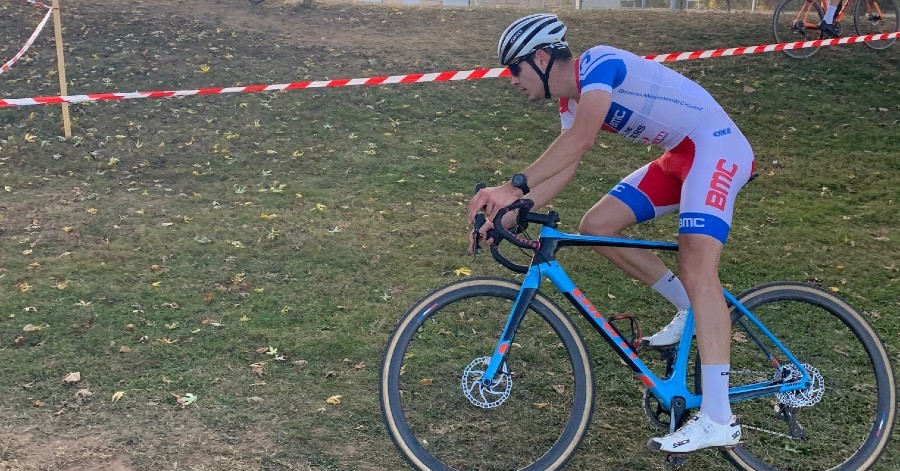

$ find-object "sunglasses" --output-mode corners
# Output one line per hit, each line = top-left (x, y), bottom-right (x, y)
(507, 54), (533, 77)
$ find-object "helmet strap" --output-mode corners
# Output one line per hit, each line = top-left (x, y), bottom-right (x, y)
(526, 53), (556, 99)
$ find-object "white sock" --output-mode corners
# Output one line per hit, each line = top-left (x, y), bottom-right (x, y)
(824, 5), (837, 23)
(700, 364), (733, 425)
(650, 270), (691, 312)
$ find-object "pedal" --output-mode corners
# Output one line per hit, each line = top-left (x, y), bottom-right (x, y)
(664, 452), (689, 469)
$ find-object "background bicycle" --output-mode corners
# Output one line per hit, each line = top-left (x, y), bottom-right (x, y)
(773, 0), (899, 58)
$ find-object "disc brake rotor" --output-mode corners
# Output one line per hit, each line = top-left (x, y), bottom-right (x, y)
(461, 357), (512, 409)
(776, 363), (825, 408)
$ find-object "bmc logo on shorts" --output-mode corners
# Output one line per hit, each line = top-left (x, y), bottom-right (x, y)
(680, 217), (706, 229)
(602, 103), (633, 132)
(705, 159), (739, 211)
(713, 128), (731, 137)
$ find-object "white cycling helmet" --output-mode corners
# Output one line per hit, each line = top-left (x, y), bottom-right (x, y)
(498, 13), (568, 66)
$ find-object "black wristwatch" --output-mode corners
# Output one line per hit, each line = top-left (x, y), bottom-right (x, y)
(510, 173), (530, 195)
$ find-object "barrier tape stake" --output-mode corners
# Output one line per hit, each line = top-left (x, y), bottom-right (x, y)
(51, 0), (71, 137)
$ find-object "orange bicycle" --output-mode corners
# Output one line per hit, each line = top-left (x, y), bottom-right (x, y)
(773, 0), (899, 58)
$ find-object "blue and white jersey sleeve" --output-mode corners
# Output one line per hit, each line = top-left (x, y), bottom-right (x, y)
(578, 49), (626, 95)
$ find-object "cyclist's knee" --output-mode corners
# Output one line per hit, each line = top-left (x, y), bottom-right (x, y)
(677, 235), (724, 290)
(580, 198), (636, 236)
(578, 216), (622, 237)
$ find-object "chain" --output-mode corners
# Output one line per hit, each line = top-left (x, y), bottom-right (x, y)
(742, 424), (802, 441)
(730, 369), (775, 378)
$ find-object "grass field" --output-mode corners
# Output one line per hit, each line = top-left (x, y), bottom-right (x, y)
(1, 0), (898, 470)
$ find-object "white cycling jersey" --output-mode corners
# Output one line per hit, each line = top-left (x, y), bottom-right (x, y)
(559, 45), (723, 150)
(559, 45), (755, 244)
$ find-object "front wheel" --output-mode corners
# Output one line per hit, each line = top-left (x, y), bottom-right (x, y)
(854, 0), (900, 50)
(773, 0), (826, 58)
(723, 282), (896, 470)
(380, 277), (595, 471)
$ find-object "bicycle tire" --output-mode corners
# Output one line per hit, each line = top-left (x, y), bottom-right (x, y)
(854, 0), (899, 50)
(773, 0), (827, 58)
(380, 277), (595, 471)
(719, 282), (896, 471)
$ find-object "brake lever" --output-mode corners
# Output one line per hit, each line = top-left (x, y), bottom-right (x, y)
(472, 214), (486, 257)
(472, 183), (488, 257)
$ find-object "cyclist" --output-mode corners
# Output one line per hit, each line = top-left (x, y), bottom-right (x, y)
(819, 0), (842, 37)
(469, 13), (754, 453)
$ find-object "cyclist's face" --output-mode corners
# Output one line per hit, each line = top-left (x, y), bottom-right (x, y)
(509, 53), (544, 101)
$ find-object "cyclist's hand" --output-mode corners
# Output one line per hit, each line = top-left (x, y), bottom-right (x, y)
(468, 183), (520, 224)
(468, 211), (518, 255)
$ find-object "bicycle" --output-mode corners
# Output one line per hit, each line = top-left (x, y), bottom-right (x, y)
(773, 0), (899, 58)
(379, 193), (896, 470)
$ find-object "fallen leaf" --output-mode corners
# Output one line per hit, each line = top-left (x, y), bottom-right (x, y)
(119, 345), (132, 353)
(419, 378), (433, 386)
(111, 391), (125, 402)
(454, 267), (472, 277)
(22, 323), (47, 332)
(251, 362), (266, 377)
(63, 372), (81, 383)
(326, 395), (343, 405)
(179, 393), (197, 407)
(552, 384), (566, 394)
(533, 402), (549, 409)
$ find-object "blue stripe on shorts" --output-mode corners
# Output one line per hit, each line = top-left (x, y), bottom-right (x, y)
(678, 212), (730, 244)
(609, 183), (655, 223)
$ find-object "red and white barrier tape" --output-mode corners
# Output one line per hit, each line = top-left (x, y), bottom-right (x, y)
(0, 32), (897, 108)
(0, 0), (55, 76)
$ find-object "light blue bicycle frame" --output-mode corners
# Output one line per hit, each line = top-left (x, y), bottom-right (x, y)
(480, 225), (811, 414)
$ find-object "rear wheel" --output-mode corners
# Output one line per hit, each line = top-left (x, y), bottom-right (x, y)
(722, 282), (896, 470)
(854, 0), (900, 49)
(773, 0), (826, 58)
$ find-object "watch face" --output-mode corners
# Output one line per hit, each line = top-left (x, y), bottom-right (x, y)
(512, 174), (526, 187)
